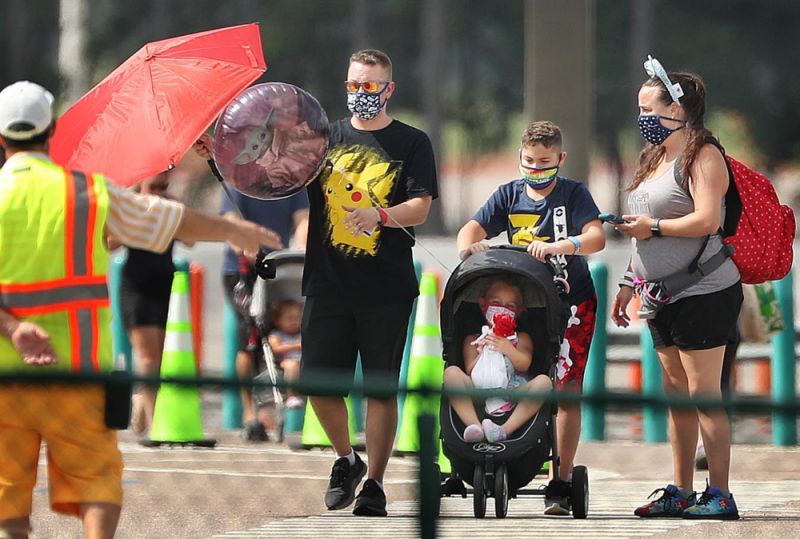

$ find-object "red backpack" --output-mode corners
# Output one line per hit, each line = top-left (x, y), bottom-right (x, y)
(677, 145), (795, 284)
(719, 154), (795, 284)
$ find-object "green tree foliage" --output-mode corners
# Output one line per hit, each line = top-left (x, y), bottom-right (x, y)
(0, 0), (797, 164)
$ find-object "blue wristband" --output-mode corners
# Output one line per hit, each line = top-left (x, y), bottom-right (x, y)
(567, 236), (582, 255)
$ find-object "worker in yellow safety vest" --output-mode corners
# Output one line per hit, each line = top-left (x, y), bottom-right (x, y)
(0, 81), (282, 539)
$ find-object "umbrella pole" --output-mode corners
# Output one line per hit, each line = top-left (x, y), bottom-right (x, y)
(206, 159), (245, 219)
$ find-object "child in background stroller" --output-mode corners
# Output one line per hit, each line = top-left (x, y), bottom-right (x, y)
(267, 299), (304, 410)
(438, 246), (590, 519)
(237, 250), (306, 443)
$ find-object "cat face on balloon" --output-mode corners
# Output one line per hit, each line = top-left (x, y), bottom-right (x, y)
(319, 145), (400, 257)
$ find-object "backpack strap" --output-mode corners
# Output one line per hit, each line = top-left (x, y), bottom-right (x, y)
(659, 145), (736, 296)
(674, 143), (741, 237)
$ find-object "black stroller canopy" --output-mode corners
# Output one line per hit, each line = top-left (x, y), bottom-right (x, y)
(440, 249), (568, 349)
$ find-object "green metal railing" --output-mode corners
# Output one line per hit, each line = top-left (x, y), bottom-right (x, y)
(1, 370), (798, 539)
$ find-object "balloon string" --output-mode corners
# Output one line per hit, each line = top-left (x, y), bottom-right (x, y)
(207, 159), (245, 220)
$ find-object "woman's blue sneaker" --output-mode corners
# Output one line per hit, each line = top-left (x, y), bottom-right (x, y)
(634, 484), (696, 517)
(682, 484), (740, 520)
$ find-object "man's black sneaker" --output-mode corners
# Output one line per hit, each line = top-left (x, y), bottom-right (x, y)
(325, 453), (367, 510)
(544, 479), (571, 515)
(353, 478), (388, 517)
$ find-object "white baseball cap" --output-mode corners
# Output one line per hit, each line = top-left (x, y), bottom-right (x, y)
(0, 81), (55, 141)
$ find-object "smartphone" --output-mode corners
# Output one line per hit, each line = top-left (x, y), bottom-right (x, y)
(598, 213), (628, 225)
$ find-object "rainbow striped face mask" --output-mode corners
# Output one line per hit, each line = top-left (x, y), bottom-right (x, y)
(519, 162), (559, 190)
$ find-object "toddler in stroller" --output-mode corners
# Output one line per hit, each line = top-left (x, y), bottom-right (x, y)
(267, 299), (304, 410)
(444, 277), (551, 443)
(438, 246), (589, 519)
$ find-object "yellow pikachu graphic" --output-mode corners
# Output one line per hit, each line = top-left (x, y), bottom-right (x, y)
(509, 213), (550, 245)
(322, 148), (400, 256)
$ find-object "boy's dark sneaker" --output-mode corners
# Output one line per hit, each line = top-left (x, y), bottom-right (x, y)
(634, 484), (696, 517)
(241, 421), (268, 442)
(682, 484), (740, 520)
(353, 478), (388, 517)
(544, 479), (571, 515)
(324, 453), (367, 510)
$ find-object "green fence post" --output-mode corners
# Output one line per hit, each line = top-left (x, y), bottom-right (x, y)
(418, 411), (438, 539)
(223, 298), (243, 429)
(398, 261), (423, 425)
(771, 271), (797, 445)
(108, 255), (132, 371)
(583, 261), (608, 441)
(641, 325), (667, 442)
(352, 357), (365, 433)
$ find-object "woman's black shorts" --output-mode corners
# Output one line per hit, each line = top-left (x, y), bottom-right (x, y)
(647, 281), (743, 350)
(119, 279), (171, 329)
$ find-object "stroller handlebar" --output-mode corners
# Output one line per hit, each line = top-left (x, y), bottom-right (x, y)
(254, 248), (306, 280)
(490, 245), (570, 296)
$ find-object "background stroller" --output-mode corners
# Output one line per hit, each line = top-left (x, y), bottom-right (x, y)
(437, 245), (590, 519)
(238, 250), (305, 443)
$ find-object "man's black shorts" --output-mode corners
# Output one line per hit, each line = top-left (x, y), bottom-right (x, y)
(300, 293), (414, 399)
(648, 281), (743, 350)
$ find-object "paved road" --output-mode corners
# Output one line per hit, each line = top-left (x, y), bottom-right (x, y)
(30, 437), (800, 538)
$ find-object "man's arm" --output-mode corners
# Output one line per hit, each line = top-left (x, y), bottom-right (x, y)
(0, 309), (58, 365)
(381, 196), (432, 227)
(175, 207), (282, 258)
(105, 182), (282, 257)
(292, 208), (309, 249)
(341, 195), (433, 236)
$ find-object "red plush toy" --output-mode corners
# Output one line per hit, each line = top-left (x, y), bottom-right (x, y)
(492, 312), (517, 338)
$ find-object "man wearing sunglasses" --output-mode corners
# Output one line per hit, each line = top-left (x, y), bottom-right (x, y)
(301, 49), (439, 517)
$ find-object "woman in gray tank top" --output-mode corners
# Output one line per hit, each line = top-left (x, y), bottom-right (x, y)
(611, 57), (743, 521)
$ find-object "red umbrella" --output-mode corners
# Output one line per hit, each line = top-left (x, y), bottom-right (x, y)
(51, 23), (266, 186)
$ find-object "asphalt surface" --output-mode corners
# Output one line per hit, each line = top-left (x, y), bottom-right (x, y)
(29, 434), (800, 538)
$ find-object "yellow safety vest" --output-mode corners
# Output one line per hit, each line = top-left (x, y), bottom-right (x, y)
(0, 153), (113, 372)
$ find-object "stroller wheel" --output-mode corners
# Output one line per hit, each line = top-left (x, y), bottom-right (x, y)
(494, 464), (508, 518)
(570, 465), (589, 519)
(473, 464), (486, 518)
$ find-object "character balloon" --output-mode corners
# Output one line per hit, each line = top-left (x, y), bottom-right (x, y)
(214, 83), (329, 199)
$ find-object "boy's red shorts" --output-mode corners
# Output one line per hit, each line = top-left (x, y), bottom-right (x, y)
(556, 295), (597, 390)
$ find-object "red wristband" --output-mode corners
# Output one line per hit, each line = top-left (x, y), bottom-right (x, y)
(377, 207), (389, 225)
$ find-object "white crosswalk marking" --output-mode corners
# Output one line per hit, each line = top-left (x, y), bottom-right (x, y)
(212, 478), (800, 538)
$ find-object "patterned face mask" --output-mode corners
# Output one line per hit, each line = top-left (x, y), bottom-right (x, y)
(637, 114), (685, 145)
(347, 91), (384, 121)
(519, 163), (559, 190)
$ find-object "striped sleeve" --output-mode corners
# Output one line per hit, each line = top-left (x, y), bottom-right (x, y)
(105, 182), (185, 253)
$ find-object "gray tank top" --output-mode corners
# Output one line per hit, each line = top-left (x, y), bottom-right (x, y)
(627, 160), (740, 302)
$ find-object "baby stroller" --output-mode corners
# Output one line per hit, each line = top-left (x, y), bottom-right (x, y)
(245, 249), (305, 443)
(437, 245), (589, 519)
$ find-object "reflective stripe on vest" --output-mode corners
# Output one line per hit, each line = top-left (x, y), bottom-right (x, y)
(0, 169), (109, 372)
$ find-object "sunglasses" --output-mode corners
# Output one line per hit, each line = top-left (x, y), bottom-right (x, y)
(344, 80), (390, 94)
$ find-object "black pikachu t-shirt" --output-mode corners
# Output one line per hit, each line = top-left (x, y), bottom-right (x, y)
(303, 119), (438, 304)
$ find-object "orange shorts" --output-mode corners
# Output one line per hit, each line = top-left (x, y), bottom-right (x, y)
(0, 384), (123, 518)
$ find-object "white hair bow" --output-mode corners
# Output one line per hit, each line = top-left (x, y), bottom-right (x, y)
(644, 55), (684, 105)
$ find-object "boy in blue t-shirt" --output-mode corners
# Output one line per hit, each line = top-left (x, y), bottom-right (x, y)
(456, 120), (605, 516)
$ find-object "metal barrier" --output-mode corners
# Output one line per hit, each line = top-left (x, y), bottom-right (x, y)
(1, 370), (798, 539)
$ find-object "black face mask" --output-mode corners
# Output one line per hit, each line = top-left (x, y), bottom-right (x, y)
(637, 114), (686, 145)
